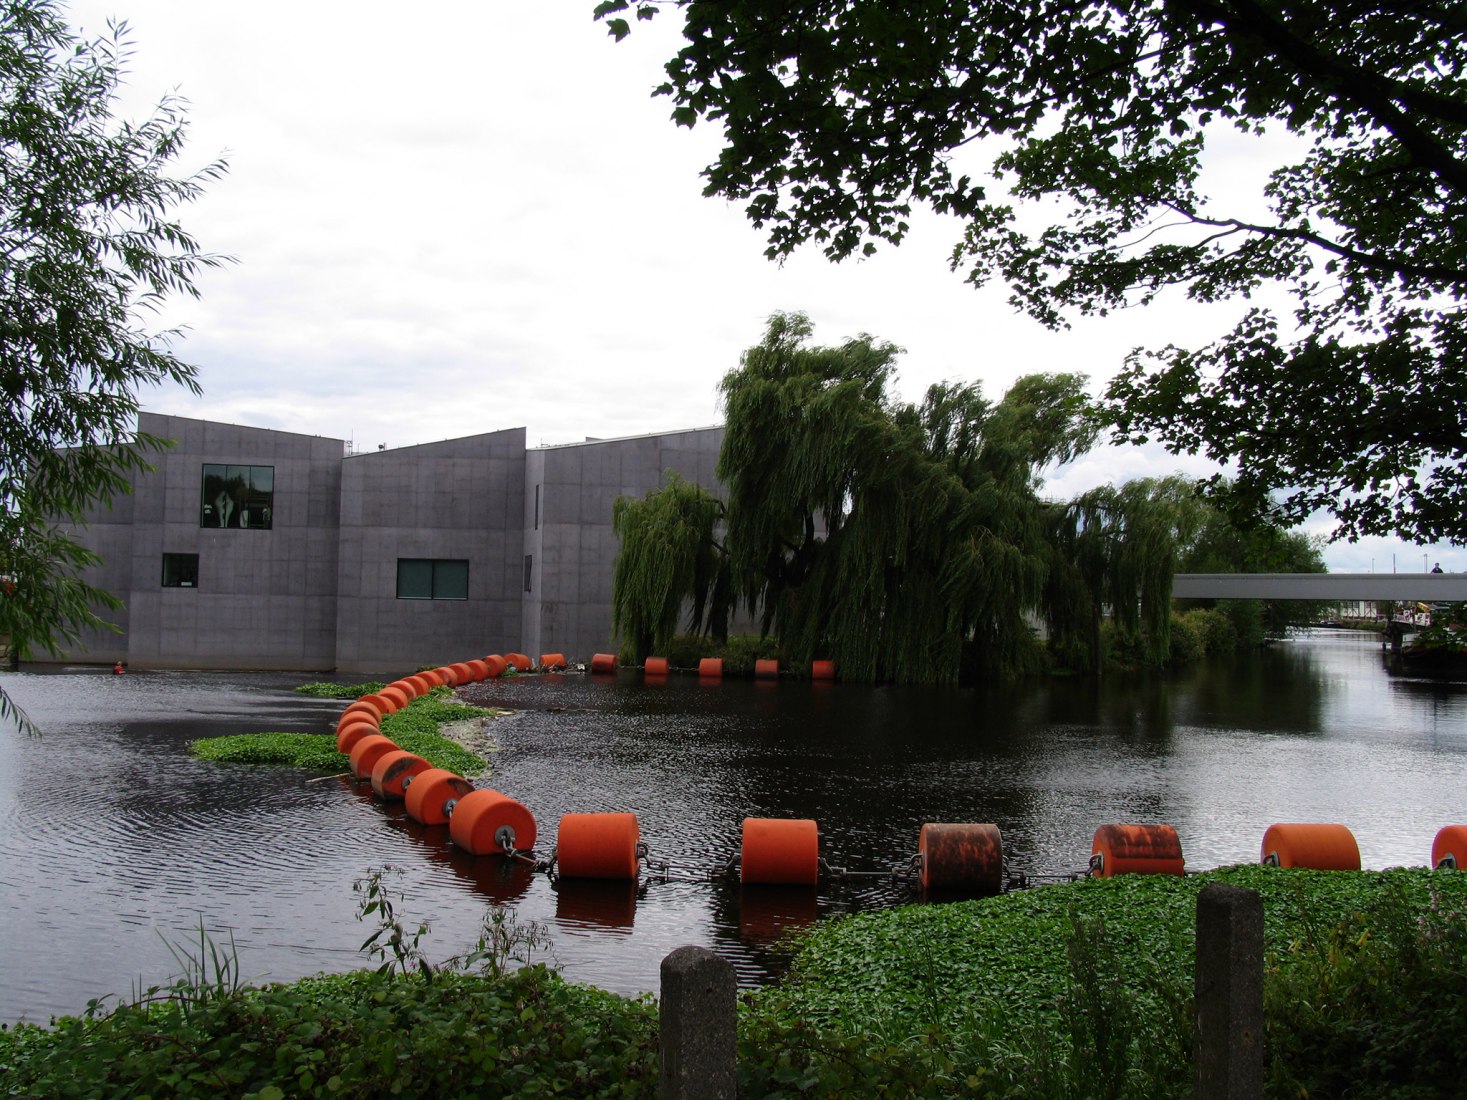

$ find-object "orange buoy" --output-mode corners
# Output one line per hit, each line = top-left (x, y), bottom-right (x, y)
(810, 660), (835, 681)
(357, 692), (400, 717)
(556, 812), (641, 879)
(463, 659), (489, 681)
(335, 718), (381, 754)
(505, 653), (532, 672)
(449, 789), (538, 855)
(1090, 824), (1185, 877)
(540, 653), (567, 671)
(482, 654), (508, 678)
(387, 679), (420, 700)
(754, 659), (779, 679)
(644, 656), (670, 676)
(590, 653), (617, 674)
(403, 768), (474, 826)
(1260, 823), (1360, 870)
(349, 734), (399, 780)
(452, 662), (478, 683)
(338, 701), (381, 728)
(378, 684), (412, 711)
(417, 669), (447, 688)
(370, 750), (431, 800)
(741, 818), (819, 886)
(698, 657), (723, 679)
(919, 823), (1004, 895)
(1431, 825), (1467, 869)
(406, 673), (437, 695)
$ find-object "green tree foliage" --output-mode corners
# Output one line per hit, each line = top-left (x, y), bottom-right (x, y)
(595, 0), (1467, 544)
(611, 472), (730, 660)
(0, 1), (225, 722)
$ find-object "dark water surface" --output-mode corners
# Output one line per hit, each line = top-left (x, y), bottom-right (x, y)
(2, 630), (1464, 1024)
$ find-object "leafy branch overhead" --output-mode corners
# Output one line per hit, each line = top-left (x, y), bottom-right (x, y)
(596, 1), (1467, 543)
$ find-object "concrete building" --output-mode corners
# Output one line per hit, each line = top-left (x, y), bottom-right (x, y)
(53, 412), (723, 674)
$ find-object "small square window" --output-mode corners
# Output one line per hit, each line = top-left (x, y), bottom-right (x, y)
(162, 553), (199, 588)
(396, 558), (469, 600)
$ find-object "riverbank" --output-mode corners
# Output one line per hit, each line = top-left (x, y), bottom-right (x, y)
(2, 865), (1462, 1097)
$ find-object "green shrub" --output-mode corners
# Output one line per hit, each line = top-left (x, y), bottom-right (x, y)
(1167, 612), (1203, 665)
(1180, 607), (1239, 654)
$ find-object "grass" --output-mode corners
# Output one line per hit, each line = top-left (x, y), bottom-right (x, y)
(189, 689), (495, 776)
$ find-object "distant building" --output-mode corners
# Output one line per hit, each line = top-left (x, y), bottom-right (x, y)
(49, 412), (723, 673)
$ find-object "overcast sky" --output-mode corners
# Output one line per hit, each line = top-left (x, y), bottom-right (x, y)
(64, 0), (1460, 573)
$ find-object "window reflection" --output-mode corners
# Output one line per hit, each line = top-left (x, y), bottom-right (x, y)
(200, 464), (274, 529)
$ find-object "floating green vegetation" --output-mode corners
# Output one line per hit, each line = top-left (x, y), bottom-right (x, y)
(293, 681), (387, 699)
(189, 694), (494, 775)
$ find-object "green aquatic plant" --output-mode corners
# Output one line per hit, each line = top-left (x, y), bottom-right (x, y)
(292, 681), (387, 698)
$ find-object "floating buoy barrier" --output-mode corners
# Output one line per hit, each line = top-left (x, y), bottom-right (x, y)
(463, 659), (489, 681)
(555, 812), (642, 879)
(540, 653), (567, 671)
(1432, 825), (1467, 869)
(505, 653), (532, 672)
(349, 734), (399, 780)
(377, 684), (412, 711)
(810, 660), (835, 681)
(361, 691), (403, 716)
(482, 654), (508, 678)
(1261, 823), (1361, 870)
(754, 659), (779, 680)
(644, 656), (670, 676)
(1090, 824), (1185, 878)
(370, 750), (431, 800)
(403, 768), (474, 826)
(449, 788), (538, 855)
(741, 817), (819, 885)
(339, 700), (383, 728)
(590, 653), (618, 674)
(919, 822), (1004, 896)
(405, 673), (437, 694)
(698, 658), (723, 679)
(336, 718), (381, 754)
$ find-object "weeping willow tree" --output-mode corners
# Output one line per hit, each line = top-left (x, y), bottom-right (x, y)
(714, 312), (1099, 684)
(1044, 477), (1209, 674)
(612, 313), (1221, 683)
(610, 473), (730, 661)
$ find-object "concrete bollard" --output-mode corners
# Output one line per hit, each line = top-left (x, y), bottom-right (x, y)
(1195, 882), (1264, 1100)
(660, 945), (737, 1100)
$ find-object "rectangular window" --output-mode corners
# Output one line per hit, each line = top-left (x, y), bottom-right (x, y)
(534, 484), (540, 530)
(523, 553), (533, 593)
(200, 464), (274, 529)
(397, 558), (469, 600)
(161, 553), (199, 588)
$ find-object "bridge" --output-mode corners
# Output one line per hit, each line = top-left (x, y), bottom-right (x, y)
(1172, 573), (1467, 601)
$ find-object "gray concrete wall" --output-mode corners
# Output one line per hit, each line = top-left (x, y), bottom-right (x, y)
(334, 428), (527, 674)
(59, 413), (346, 670)
(528, 426), (724, 662)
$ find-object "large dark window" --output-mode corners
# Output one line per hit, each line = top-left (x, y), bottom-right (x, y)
(397, 558), (469, 600)
(161, 553), (199, 588)
(200, 464), (274, 529)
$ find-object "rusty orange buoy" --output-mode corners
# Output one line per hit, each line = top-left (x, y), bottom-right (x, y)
(539, 653), (567, 671)
(556, 812), (641, 879)
(349, 734), (399, 781)
(741, 818), (819, 886)
(1431, 825), (1467, 870)
(482, 654), (507, 678)
(403, 768), (474, 826)
(919, 823), (1004, 895)
(449, 789), (538, 855)
(590, 653), (617, 674)
(1260, 823), (1360, 870)
(370, 750), (431, 800)
(1090, 824), (1185, 877)
(505, 653), (532, 672)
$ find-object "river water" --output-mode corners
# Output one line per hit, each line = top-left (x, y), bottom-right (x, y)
(1, 630), (1463, 1024)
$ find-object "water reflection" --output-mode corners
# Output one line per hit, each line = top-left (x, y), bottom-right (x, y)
(2, 631), (1464, 1024)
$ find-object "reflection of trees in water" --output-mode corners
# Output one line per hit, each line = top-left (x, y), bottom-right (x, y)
(1169, 646), (1329, 735)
